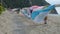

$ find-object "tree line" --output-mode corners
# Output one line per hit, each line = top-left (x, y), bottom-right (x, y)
(2, 0), (49, 8)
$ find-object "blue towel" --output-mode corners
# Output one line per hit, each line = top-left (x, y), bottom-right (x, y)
(31, 5), (55, 20)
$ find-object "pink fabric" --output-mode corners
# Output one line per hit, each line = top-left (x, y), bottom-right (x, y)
(30, 5), (44, 11)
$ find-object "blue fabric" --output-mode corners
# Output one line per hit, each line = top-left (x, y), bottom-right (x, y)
(31, 5), (55, 20)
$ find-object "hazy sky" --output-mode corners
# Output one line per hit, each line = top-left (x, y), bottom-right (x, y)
(45, 0), (60, 5)
(55, 7), (60, 14)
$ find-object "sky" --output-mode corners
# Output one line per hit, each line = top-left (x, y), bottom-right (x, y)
(55, 7), (60, 14)
(45, 0), (60, 14)
(45, 0), (60, 5)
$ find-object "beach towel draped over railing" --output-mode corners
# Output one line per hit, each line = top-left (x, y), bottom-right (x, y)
(20, 5), (55, 23)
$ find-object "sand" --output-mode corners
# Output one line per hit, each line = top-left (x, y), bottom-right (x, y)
(0, 10), (60, 34)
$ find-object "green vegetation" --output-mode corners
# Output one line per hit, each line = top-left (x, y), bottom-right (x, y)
(3, 0), (31, 8)
(3, 0), (49, 8)
(0, 3), (5, 14)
